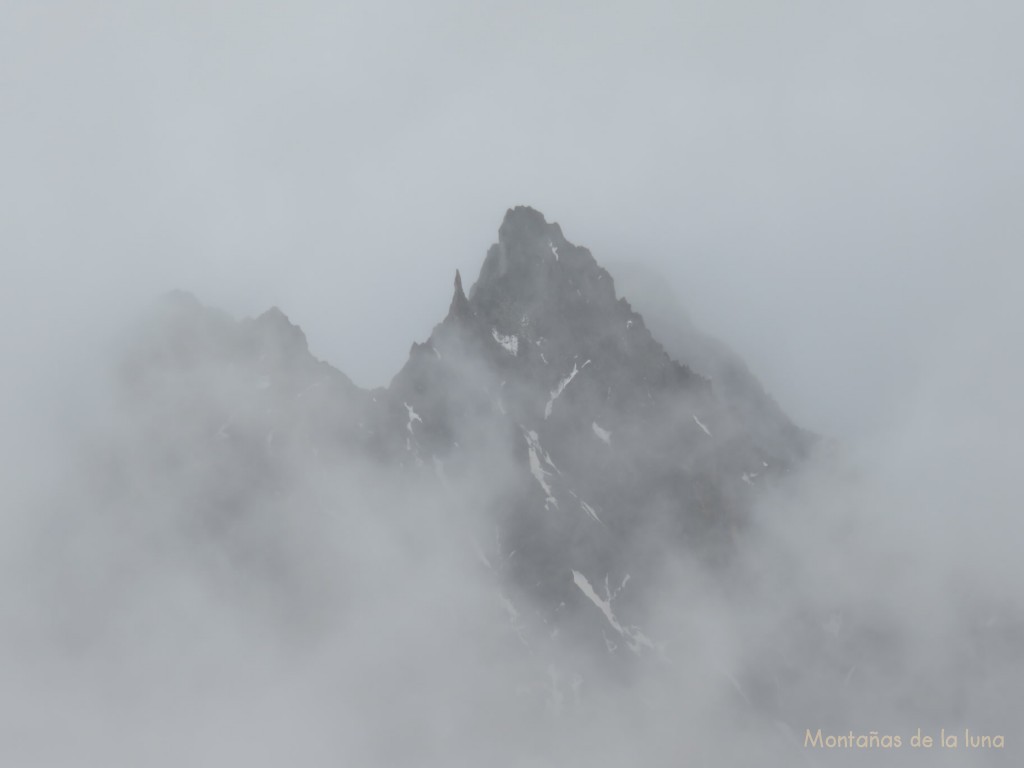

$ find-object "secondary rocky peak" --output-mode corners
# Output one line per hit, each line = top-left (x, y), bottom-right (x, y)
(446, 269), (472, 321)
(253, 306), (309, 355)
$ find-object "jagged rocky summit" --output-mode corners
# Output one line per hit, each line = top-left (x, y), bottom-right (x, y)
(110, 206), (812, 665)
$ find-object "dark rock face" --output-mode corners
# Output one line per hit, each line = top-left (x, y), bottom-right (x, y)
(387, 206), (812, 655)
(111, 206), (811, 667)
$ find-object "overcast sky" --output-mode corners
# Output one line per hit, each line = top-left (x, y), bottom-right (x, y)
(2, 0), (1021, 440)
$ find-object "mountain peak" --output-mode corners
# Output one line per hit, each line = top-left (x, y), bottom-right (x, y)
(469, 206), (615, 317)
(120, 206), (811, 704)
(497, 205), (559, 245)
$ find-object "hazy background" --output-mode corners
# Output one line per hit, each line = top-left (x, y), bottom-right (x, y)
(3, 0), (1022, 442)
(2, 3), (1024, 766)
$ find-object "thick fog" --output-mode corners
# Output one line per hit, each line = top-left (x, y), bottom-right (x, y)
(2, 2), (1022, 766)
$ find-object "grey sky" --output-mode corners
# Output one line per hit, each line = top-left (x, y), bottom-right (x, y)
(2, 0), (1021, 440)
